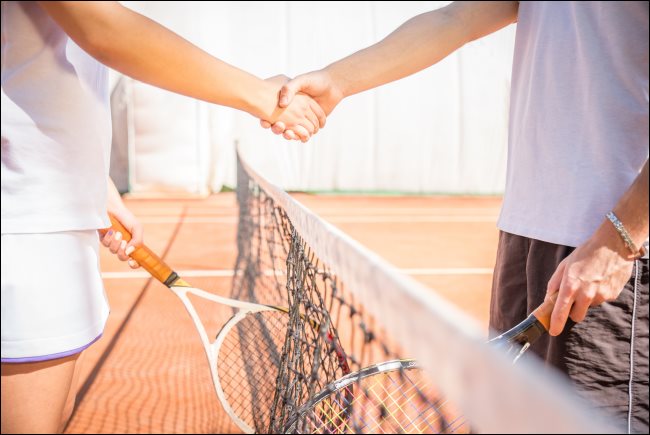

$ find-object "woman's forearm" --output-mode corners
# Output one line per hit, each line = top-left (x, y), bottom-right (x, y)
(39, 1), (282, 121)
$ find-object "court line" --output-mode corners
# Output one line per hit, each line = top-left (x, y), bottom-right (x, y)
(102, 267), (493, 280)
(129, 207), (500, 215)
(66, 207), (189, 431)
(136, 216), (498, 224)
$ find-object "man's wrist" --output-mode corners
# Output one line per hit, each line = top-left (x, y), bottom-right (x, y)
(323, 66), (349, 100)
(605, 211), (647, 259)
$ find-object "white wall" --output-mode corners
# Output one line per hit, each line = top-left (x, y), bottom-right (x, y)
(112, 1), (515, 195)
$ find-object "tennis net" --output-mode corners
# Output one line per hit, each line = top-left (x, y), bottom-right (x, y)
(229, 147), (618, 434)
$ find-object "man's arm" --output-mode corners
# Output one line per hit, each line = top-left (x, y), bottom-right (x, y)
(546, 160), (649, 336)
(265, 1), (518, 136)
(39, 1), (324, 141)
(323, 1), (518, 100)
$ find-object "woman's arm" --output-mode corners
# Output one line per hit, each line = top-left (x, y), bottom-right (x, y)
(39, 1), (325, 140)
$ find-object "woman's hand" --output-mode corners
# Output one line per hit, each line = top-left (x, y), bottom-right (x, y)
(101, 179), (143, 269)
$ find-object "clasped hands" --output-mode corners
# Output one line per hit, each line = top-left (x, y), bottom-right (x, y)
(260, 71), (343, 142)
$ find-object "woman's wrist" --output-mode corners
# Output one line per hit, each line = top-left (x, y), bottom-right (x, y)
(243, 80), (283, 122)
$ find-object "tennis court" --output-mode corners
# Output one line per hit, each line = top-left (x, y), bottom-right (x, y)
(64, 189), (500, 434)
(60, 151), (613, 433)
(5, 2), (645, 433)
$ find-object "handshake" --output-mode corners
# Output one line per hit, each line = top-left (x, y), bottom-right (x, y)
(258, 70), (345, 143)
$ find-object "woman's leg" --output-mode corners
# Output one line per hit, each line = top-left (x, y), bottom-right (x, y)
(1, 353), (80, 434)
(60, 351), (85, 432)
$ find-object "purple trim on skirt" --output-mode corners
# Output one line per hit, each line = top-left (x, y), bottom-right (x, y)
(1, 333), (103, 363)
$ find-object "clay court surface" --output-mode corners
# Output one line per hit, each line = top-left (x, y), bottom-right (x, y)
(64, 193), (502, 434)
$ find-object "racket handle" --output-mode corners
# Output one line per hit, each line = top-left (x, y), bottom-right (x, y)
(100, 214), (179, 287)
(531, 292), (559, 331)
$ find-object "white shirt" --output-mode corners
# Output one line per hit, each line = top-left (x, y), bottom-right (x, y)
(1, 1), (111, 234)
(499, 1), (649, 247)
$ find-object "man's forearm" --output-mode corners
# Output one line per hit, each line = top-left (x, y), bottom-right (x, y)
(325, 1), (518, 98)
(610, 160), (649, 251)
(590, 160), (649, 259)
(39, 1), (280, 120)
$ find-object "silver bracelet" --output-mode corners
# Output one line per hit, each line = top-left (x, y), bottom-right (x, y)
(606, 211), (647, 258)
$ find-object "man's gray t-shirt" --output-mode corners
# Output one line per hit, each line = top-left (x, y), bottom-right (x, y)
(499, 1), (649, 248)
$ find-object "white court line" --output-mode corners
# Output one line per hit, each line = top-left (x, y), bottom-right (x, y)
(101, 267), (493, 280)
(316, 216), (497, 223)
(286, 207), (501, 214)
(137, 215), (498, 224)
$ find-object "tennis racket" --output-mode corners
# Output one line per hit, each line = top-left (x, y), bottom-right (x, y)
(283, 296), (558, 434)
(102, 216), (350, 434)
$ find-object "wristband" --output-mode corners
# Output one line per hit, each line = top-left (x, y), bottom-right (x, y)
(606, 211), (647, 258)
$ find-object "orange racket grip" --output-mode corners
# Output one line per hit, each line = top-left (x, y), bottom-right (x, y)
(531, 292), (559, 331)
(100, 215), (179, 287)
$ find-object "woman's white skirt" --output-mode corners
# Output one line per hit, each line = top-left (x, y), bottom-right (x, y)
(1, 230), (109, 362)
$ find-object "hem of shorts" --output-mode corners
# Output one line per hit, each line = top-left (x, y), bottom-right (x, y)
(1, 333), (103, 363)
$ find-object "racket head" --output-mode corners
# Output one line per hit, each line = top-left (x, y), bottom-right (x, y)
(285, 359), (469, 434)
(212, 306), (351, 434)
(213, 307), (289, 434)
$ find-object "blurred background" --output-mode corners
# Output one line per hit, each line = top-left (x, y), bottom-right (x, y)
(110, 1), (516, 196)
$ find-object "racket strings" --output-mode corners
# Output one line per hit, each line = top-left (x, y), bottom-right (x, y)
(302, 368), (463, 434)
(233, 164), (465, 434)
(217, 310), (288, 432)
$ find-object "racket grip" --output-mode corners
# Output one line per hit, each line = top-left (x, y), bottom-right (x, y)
(531, 292), (559, 331)
(100, 215), (178, 287)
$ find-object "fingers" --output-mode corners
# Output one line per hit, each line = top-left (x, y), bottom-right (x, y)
(283, 130), (298, 141)
(309, 98), (327, 129)
(303, 108), (320, 136)
(547, 260), (570, 336)
(549, 281), (574, 337)
(291, 125), (312, 143)
(569, 291), (592, 324)
(260, 120), (288, 135)
(129, 220), (144, 249)
(279, 78), (302, 108)
(101, 230), (141, 268)
(101, 230), (128, 260)
(102, 211), (143, 268)
(125, 227), (142, 269)
(271, 122), (286, 135)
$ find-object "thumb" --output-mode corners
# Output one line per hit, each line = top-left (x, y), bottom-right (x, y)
(279, 76), (309, 108)
(112, 209), (143, 248)
(128, 218), (144, 249)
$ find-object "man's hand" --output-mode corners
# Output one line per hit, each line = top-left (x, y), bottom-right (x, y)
(261, 75), (326, 143)
(261, 70), (342, 140)
(547, 161), (648, 336)
(277, 70), (343, 116)
(545, 229), (635, 336)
